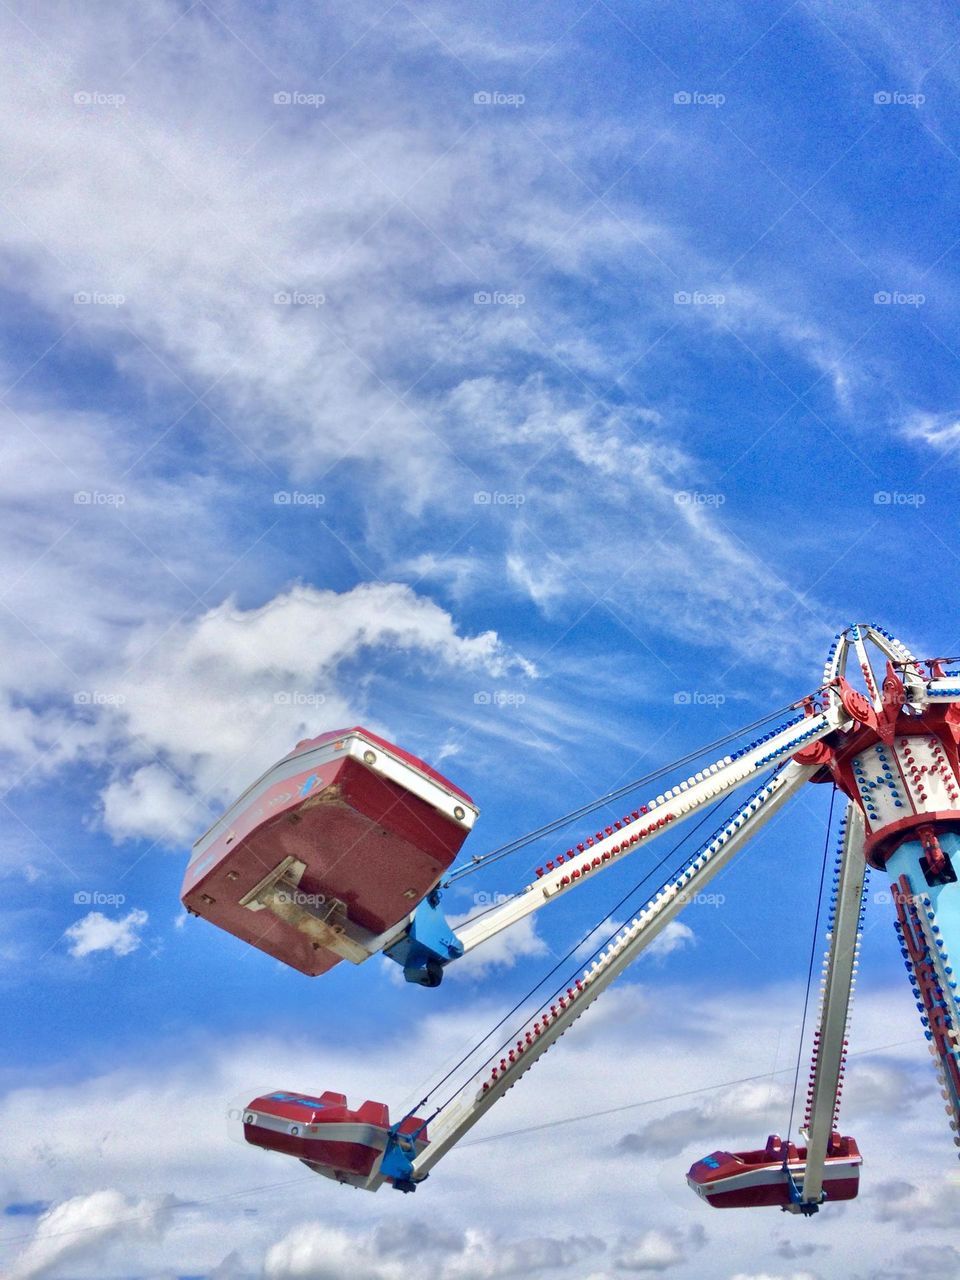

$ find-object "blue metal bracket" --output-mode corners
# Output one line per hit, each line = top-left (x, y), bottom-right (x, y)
(782, 1159), (822, 1216)
(381, 1123), (427, 1193)
(384, 890), (463, 986)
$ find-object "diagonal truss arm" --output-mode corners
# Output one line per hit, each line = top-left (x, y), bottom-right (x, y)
(366, 760), (817, 1191)
(798, 802), (866, 1208)
(452, 707), (845, 958)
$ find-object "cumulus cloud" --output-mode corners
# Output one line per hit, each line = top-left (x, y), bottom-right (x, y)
(64, 908), (149, 958)
(93, 581), (531, 844)
(728, 1274), (819, 1280)
(572, 918), (693, 971)
(612, 1226), (704, 1272)
(264, 1223), (399, 1280)
(445, 913), (550, 982)
(8, 1189), (173, 1280)
(871, 1177), (960, 1227)
(877, 1243), (960, 1279)
(644, 920), (696, 962)
(617, 1079), (789, 1159)
(0, 983), (949, 1279)
(0, 0), (858, 883)
(774, 1239), (827, 1260)
(842, 1060), (932, 1117)
(264, 1221), (606, 1280)
(100, 763), (200, 845)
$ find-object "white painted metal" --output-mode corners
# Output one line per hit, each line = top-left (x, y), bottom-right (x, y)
(455, 711), (844, 957)
(798, 804), (865, 1208)
(926, 678), (960, 700)
(358, 762), (817, 1190)
(862, 625), (919, 669)
(190, 727), (477, 865)
(851, 628), (883, 711)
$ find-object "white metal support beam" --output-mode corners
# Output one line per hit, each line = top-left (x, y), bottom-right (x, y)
(356, 762), (817, 1191)
(454, 711), (844, 958)
(799, 803), (865, 1207)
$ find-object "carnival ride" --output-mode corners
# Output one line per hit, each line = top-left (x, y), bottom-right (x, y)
(182, 625), (960, 1213)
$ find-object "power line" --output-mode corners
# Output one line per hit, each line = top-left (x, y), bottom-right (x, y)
(461, 1036), (921, 1148)
(0, 1037), (922, 1252)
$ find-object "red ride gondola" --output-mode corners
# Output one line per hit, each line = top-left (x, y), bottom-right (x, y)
(243, 1090), (429, 1188)
(686, 1133), (861, 1209)
(181, 727), (477, 975)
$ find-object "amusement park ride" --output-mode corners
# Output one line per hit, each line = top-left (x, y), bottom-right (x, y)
(181, 625), (960, 1214)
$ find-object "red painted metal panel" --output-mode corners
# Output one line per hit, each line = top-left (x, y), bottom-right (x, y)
(180, 728), (474, 975)
(243, 1090), (428, 1181)
(686, 1136), (861, 1209)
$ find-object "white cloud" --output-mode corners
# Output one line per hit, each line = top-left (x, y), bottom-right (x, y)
(64, 908), (148, 958)
(0, 982), (950, 1280)
(8, 1189), (172, 1280)
(644, 920), (696, 961)
(871, 1176), (960, 1227)
(265, 1221), (605, 1280)
(571, 917), (693, 974)
(264, 1223), (404, 1280)
(447, 913), (551, 982)
(613, 1227), (699, 1272)
(100, 763), (199, 845)
(0, 0), (844, 726)
(94, 581), (531, 844)
(617, 1074), (790, 1160)
(902, 409), (960, 452)
(729, 1274), (819, 1280)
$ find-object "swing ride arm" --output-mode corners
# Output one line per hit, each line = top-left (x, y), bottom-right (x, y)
(796, 803), (866, 1210)
(366, 760), (818, 1191)
(450, 706), (847, 961)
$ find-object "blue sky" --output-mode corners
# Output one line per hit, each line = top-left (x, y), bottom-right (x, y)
(3, 1), (960, 1277)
